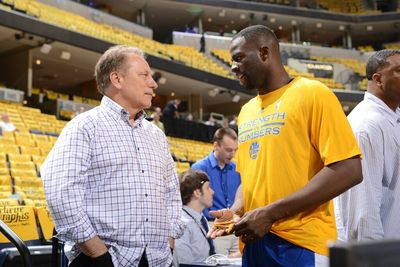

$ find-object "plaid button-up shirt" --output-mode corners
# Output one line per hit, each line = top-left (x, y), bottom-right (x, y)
(42, 96), (184, 266)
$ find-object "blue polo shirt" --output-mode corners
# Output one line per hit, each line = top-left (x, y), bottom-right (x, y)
(191, 151), (241, 220)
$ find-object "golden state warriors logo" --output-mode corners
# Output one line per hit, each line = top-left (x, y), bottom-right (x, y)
(249, 141), (260, 160)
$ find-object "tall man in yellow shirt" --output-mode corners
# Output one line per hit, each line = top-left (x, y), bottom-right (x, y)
(209, 25), (362, 267)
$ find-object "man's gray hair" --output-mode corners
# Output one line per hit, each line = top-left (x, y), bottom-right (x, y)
(366, 49), (400, 80)
(95, 45), (145, 94)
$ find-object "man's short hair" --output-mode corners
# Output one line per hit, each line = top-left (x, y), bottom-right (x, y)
(179, 169), (210, 205)
(366, 49), (400, 80)
(232, 25), (278, 47)
(213, 127), (238, 144)
(95, 45), (145, 94)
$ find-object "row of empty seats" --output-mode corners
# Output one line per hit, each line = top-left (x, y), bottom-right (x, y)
(0, 102), (56, 246)
(311, 55), (366, 76)
(316, 0), (380, 14)
(385, 43), (400, 50)
(0, 0), (232, 79)
(168, 136), (213, 164)
(0, 102), (66, 134)
(211, 49), (345, 89)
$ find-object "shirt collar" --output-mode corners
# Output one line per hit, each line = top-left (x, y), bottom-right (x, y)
(101, 96), (147, 126)
(208, 151), (233, 170)
(183, 206), (203, 221)
(364, 92), (400, 126)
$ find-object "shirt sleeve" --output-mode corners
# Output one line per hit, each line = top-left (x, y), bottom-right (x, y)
(309, 84), (361, 165)
(174, 222), (196, 264)
(41, 121), (96, 243)
(191, 161), (207, 172)
(163, 136), (185, 239)
(338, 130), (384, 240)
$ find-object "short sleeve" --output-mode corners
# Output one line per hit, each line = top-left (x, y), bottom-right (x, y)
(309, 84), (361, 165)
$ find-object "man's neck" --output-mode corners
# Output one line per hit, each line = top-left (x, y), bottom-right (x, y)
(108, 93), (141, 120)
(213, 151), (225, 169)
(367, 88), (399, 112)
(186, 202), (204, 213)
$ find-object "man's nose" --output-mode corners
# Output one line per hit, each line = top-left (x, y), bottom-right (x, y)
(231, 62), (239, 74)
(149, 78), (158, 90)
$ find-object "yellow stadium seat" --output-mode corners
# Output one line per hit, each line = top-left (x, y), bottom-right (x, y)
(0, 206), (40, 242)
(8, 153), (31, 162)
(36, 206), (55, 240)
(40, 147), (51, 156)
(0, 176), (11, 186)
(22, 198), (34, 206)
(35, 139), (53, 149)
(0, 184), (12, 192)
(0, 192), (11, 198)
(20, 146), (41, 156)
(31, 134), (49, 142)
(1, 131), (14, 139)
(15, 137), (36, 147)
(9, 161), (35, 170)
(14, 131), (32, 138)
(14, 177), (43, 188)
(0, 137), (16, 145)
(0, 168), (10, 177)
(11, 169), (37, 178)
(48, 136), (58, 143)
(31, 155), (46, 164)
(1, 144), (20, 154)
(33, 199), (48, 207)
(0, 198), (19, 206)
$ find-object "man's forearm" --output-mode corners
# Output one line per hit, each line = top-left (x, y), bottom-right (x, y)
(79, 235), (108, 258)
(230, 184), (244, 216)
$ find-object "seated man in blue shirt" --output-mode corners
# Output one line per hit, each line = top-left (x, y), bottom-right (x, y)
(175, 169), (215, 264)
(191, 127), (241, 256)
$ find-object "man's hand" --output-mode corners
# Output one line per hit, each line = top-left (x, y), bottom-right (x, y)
(207, 209), (240, 239)
(79, 236), (108, 258)
(169, 238), (175, 251)
(233, 206), (274, 243)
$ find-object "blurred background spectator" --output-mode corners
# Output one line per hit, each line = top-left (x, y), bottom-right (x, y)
(0, 113), (16, 135)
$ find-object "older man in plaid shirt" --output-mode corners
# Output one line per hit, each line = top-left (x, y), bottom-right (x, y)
(42, 45), (184, 267)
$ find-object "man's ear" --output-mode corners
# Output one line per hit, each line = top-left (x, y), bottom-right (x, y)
(372, 72), (382, 88)
(213, 141), (219, 151)
(259, 46), (269, 61)
(109, 72), (122, 89)
(192, 189), (202, 199)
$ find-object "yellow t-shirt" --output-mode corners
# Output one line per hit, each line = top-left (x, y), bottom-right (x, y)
(237, 77), (361, 256)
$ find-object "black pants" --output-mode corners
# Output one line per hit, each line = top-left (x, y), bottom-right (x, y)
(70, 252), (149, 267)
(138, 252), (149, 267)
(69, 252), (114, 267)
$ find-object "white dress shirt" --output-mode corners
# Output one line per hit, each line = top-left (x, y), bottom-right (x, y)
(335, 92), (400, 241)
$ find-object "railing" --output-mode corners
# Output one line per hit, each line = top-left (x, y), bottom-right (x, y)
(0, 220), (32, 267)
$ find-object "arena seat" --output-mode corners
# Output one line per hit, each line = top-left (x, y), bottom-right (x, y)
(9, 162), (35, 171)
(7, 154), (31, 163)
(19, 146), (41, 157)
(2, 0), (235, 78)
(0, 206), (40, 244)
(10, 169), (37, 178)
